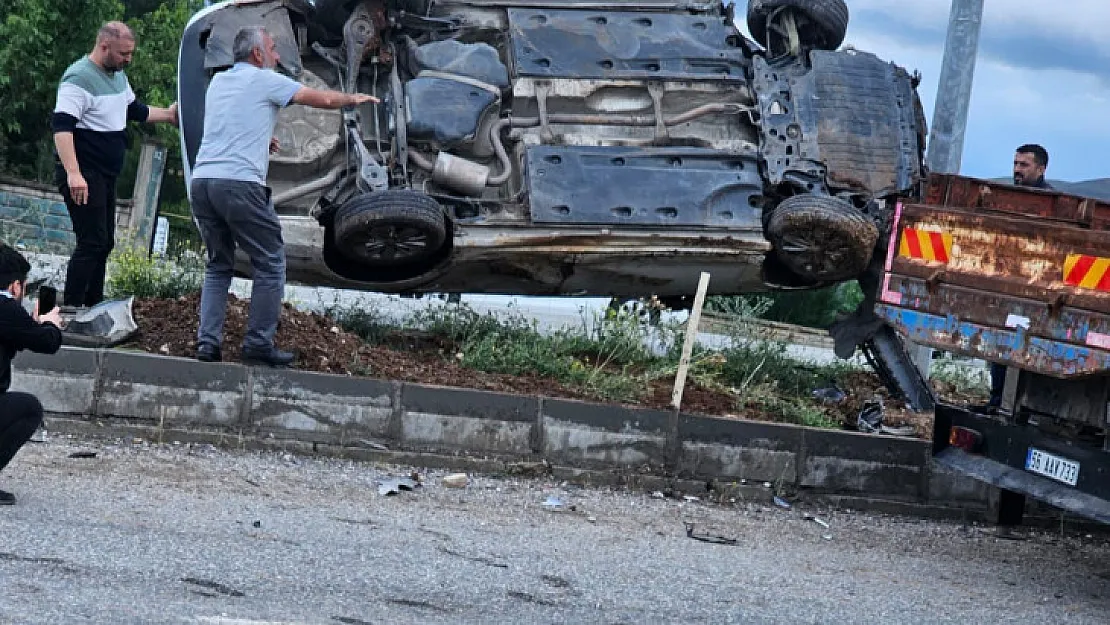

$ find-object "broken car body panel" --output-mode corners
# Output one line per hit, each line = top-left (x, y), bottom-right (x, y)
(178, 0), (925, 298)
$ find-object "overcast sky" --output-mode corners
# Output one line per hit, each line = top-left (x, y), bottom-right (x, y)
(737, 0), (1109, 182)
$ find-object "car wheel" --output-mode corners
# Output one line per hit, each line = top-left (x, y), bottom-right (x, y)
(333, 190), (448, 266)
(766, 194), (877, 282)
(747, 0), (849, 53)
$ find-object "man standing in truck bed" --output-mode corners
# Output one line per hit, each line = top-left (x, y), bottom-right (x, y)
(983, 144), (1054, 412)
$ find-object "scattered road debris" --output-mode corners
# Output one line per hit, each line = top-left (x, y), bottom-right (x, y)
(651, 491), (665, 499)
(67, 451), (97, 459)
(181, 577), (245, 598)
(683, 522), (738, 546)
(804, 514), (830, 529)
(879, 424), (917, 437)
(773, 496), (792, 510)
(857, 398), (885, 434)
(442, 473), (469, 489)
(542, 496), (566, 510)
(377, 476), (421, 496)
(812, 386), (847, 405)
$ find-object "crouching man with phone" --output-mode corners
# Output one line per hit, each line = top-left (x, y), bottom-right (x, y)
(0, 244), (64, 505)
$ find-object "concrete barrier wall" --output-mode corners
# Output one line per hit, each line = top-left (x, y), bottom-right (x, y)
(12, 347), (993, 512)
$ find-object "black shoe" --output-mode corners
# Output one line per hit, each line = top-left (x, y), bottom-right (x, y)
(196, 343), (222, 363)
(0, 489), (15, 506)
(240, 346), (295, 368)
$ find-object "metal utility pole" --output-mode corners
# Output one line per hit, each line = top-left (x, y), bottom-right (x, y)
(925, 0), (986, 174)
(911, 0), (986, 378)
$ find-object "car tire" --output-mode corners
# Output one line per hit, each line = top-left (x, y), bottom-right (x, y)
(333, 190), (448, 266)
(766, 194), (878, 282)
(747, 0), (850, 53)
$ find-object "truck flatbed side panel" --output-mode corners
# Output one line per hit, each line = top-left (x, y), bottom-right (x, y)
(876, 304), (1110, 378)
(925, 174), (1110, 231)
(892, 203), (1110, 306)
(882, 276), (1110, 354)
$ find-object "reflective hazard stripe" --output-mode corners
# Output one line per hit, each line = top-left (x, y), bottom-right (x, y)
(1064, 254), (1110, 292)
(899, 228), (953, 263)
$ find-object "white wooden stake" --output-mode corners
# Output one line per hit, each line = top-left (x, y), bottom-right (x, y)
(671, 272), (711, 410)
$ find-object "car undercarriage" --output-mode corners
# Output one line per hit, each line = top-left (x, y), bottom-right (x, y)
(178, 0), (926, 300)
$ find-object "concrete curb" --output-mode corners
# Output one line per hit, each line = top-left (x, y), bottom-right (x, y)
(16, 346), (995, 518)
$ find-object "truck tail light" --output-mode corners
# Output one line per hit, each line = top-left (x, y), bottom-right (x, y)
(949, 426), (983, 452)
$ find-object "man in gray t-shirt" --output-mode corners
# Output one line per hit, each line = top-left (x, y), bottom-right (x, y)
(190, 26), (375, 367)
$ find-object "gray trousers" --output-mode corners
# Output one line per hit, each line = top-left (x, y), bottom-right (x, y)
(190, 178), (285, 352)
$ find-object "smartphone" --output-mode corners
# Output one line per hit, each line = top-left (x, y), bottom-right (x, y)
(38, 286), (56, 316)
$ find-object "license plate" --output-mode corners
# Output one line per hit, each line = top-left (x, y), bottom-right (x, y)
(1025, 448), (1080, 487)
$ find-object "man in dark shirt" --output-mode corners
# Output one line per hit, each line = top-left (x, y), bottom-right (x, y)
(52, 21), (178, 308)
(984, 143), (1054, 411)
(0, 244), (64, 505)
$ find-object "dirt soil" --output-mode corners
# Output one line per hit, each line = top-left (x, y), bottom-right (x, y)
(126, 295), (951, 438)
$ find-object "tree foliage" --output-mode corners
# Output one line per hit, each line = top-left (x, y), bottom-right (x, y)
(0, 0), (124, 179)
(0, 0), (204, 248)
(0, 0), (201, 190)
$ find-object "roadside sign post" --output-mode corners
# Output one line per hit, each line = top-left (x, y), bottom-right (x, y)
(672, 272), (711, 410)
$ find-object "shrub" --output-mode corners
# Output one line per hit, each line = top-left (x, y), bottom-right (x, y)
(707, 282), (865, 329)
(106, 247), (204, 299)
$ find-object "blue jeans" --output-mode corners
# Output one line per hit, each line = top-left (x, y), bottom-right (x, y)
(190, 178), (285, 352)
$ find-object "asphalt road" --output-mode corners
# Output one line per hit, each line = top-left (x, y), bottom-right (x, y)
(2, 436), (1108, 625)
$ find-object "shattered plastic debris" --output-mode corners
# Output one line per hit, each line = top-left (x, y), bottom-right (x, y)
(857, 397), (885, 434)
(442, 473), (469, 488)
(377, 476), (421, 496)
(812, 386), (847, 405)
(651, 491), (666, 499)
(542, 496), (566, 510)
(773, 496), (792, 510)
(879, 424), (917, 437)
(857, 397), (916, 437)
(684, 522), (738, 546)
(804, 514), (830, 529)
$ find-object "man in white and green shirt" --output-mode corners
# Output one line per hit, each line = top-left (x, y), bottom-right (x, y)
(52, 21), (178, 308)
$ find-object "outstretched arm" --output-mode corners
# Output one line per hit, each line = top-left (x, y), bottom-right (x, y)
(291, 87), (378, 110)
(145, 102), (178, 126)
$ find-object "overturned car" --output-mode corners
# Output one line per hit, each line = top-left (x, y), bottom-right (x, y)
(178, 0), (926, 301)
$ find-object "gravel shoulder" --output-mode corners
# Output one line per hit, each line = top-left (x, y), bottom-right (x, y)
(1, 435), (1107, 625)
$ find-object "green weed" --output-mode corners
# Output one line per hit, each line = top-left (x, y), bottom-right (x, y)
(106, 248), (204, 299)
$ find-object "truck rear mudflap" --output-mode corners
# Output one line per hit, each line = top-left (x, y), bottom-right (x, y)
(934, 406), (1110, 525)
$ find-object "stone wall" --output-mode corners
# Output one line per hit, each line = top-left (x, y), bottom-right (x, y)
(0, 171), (143, 255)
